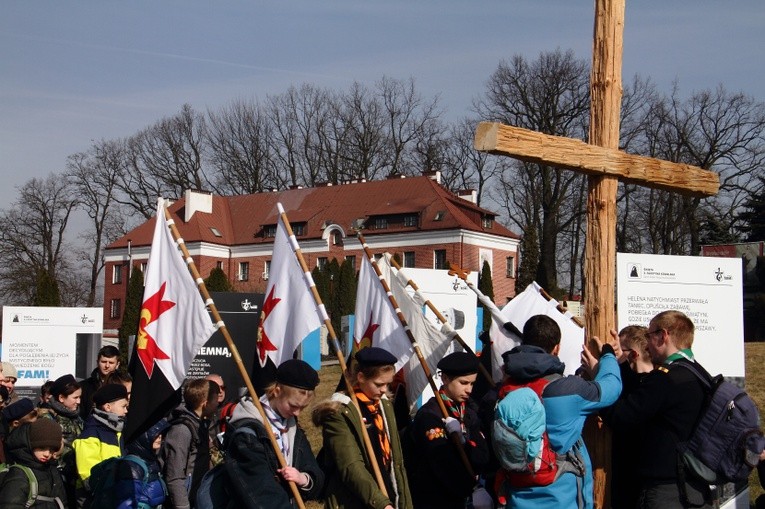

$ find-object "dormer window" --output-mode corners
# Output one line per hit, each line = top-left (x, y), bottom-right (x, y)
(403, 214), (418, 227)
(434, 211), (446, 221)
(374, 218), (388, 229)
(263, 225), (277, 238)
(482, 216), (493, 229)
(292, 223), (306, 236)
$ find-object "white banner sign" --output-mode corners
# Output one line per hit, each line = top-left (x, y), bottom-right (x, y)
(616, 253), (744, 377)
(1, 306), (103, 386)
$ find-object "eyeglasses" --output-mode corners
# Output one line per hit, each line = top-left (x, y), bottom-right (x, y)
(646, 328), (664, 337)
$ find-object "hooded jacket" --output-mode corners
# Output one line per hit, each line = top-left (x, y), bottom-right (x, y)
(313, 393), (412, 509)
(222, 396), (324, 508)
(160, 406), (210, 509)
(498, 344), (621, 509)
(0, 423), (68, 509)
(114, 419), (170, 509)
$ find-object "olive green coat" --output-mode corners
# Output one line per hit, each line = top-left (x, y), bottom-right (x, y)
(316, 393), (412, 509)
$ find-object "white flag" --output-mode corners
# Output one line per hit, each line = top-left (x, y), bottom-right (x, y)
(382, 255), (453, 414)
(137, 199), (217, 389)
(354, 254), (412, 371)
(489, 281), (583, 380)
(257, 204), (323, 367)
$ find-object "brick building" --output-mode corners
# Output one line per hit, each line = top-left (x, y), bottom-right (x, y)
(102, 173), (521, 339)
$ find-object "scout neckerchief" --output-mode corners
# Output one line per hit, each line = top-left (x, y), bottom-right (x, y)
(354, 389), (391, 468)
(438, 387), (465, 432)
(260, 394), (290, 461)
(665, 348), (695, 365)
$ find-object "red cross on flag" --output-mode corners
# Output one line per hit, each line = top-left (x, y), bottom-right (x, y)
(125, 199), (217, 443)
(257, 203), (323, 367)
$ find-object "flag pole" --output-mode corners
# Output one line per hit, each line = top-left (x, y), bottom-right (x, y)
(357, 233), (476, 483)
(275, 204), (390, 498)
(449, 263), (525, 339)
(386, 254), (494, 387)
(161, 203), (307, 509)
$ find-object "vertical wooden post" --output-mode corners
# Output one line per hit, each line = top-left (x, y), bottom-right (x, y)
(585, 1), (624, 507)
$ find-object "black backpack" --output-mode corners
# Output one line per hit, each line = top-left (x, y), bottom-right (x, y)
(675, 360), (765, 484)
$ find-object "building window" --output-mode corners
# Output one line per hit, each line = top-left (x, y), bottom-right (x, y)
(403, 214), (418, 227)
(506, 256), (515, 278)
(112, 265), (122, 285)
(292, 223), (305, 236)
(374, 217), (388, 229)
(140, 262), (147, 274)
(238, 262), (250, 281)
(263, 225), (277, 238)
(216, 261), (223, 270)
(403, 251), (415, 268)
(345, 255), (356, 270)
(264, 261), (271, 280)
(482, 216), (493, 229)
(434, 249), (448, 270)
(317, 257), (328, 270)
(333, 231), (343, 246)
(109, 299), (121, 319)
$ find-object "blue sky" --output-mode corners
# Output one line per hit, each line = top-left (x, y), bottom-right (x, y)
(2, 1), (763, 210)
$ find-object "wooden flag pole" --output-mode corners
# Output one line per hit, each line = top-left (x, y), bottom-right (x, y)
(357, 233), (477, 483)
(162, 203), (307, 509)
(275, 205), (389, 498)
(448, 264), (524, 339)
(386, 254), (494, 387)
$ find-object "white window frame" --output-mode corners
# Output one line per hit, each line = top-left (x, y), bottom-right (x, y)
(238, 261), (250, 281)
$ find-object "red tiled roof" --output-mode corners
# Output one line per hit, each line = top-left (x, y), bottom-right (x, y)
(107, 176), (519, 249)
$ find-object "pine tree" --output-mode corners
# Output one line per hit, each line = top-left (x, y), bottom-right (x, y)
(337, 258), (357, 339)
(517, 226), (539, 294)
(118, 266), (144, 367)
(478, 260), (494, 332)
(205, 267), (234, 292)
(33, 269), (61, 306)
(739, 175), (765, 241)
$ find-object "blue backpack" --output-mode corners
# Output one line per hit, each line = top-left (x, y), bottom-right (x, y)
(86, 454), (157, 509)
(675, 360), (765, 484)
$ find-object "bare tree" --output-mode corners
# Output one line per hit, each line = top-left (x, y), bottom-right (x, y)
(206, 99), (279, 195)
(475, 49), (591, 293)
(116, 104), (212, 219)
(0, 175), (78, 305)
(67, 139), (126, 306)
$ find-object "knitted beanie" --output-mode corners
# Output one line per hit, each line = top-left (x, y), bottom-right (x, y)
(29, 418), (63, 451)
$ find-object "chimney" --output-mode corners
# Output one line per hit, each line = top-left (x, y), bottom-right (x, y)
(457, 189), (477, 204)
(184, 190), (213, 222)
(422, 170), (442, 184)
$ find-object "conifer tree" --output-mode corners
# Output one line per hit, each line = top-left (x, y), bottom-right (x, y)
(205, 267), (234, 292)
(118, 266), (144, 367)
(517, 226), (539, 294)
(33, 269), (61, 306)
(478, 260), (494, 331)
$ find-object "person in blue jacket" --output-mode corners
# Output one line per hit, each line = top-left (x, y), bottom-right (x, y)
(496, 314), (621, 509)
(115, 418), (170, 509)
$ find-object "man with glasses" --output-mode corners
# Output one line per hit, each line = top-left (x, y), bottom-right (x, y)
(602, 310), (711, 508)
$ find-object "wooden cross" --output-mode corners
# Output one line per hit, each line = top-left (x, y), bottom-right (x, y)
(473, 1), (719, 507)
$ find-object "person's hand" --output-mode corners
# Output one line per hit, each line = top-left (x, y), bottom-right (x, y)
(443, 416), (465, 443)
(278, 466), (309, 487)
(580, 342), (599, 378)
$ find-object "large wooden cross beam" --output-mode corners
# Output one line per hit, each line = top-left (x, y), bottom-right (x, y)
(474, 1), (719, 507)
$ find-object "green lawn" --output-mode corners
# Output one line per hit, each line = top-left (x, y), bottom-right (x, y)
(299, 345), (765, 508)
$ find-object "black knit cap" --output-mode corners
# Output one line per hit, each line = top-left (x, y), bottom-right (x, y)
(437, 351), (479, 377)
(29, 418), (63, 451)
(276, 359), (320, 390)
(93, 383), (128, 407)
(50, 374), (77, 397)
(2, 398), (35, 422)
(354, 347), (397, 367)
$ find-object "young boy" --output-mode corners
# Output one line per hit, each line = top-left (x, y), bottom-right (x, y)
(73, 383), (129, 489)
(0, 418), (67, 507)
(161, 378), (219, 509)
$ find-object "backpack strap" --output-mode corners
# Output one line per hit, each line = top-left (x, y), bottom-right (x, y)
(8, 464), (38, 508)
(669, 359), (714, 391)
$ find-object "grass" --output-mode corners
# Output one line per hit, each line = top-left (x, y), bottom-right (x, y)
(299, 347), (765, 508)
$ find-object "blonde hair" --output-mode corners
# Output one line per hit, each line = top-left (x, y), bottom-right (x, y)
(651, 310), (695, 349)
(619, 325), (651, 364)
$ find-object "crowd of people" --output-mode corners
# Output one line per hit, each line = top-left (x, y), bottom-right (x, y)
(0, 310), (759, 508)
